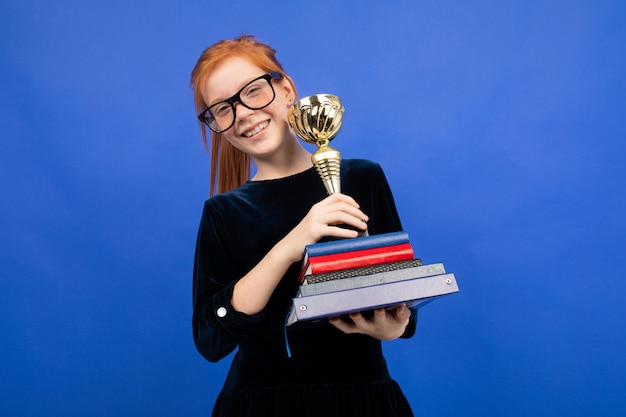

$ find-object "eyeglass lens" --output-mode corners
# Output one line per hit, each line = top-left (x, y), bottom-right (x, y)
(207, 76), (276, 132)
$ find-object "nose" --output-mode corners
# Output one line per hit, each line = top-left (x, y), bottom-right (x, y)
(234, 101), (254, 121)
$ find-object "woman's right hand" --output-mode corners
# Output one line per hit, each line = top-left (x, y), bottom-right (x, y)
(232, 193), (368, 315)
(278, 193), (369, 264)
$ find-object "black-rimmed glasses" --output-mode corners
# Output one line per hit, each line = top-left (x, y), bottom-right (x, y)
(197, 72), (284, 133)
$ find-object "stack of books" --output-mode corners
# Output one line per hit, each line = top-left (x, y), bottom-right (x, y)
(297, 231), (415, 284)
(286, 231), (459, 327)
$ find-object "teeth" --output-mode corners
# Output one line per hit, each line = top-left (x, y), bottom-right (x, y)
(243, 122), (268, 137)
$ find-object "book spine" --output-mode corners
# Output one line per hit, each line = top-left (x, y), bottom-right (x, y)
(307, 243), (414, 275)
(305, 231), (409, 258)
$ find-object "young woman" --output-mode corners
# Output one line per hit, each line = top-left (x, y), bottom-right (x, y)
(191, 35), (417, 417)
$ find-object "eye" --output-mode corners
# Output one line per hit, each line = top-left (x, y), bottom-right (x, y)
(212, 103), (231, 117)
(243, 81), (265, 98)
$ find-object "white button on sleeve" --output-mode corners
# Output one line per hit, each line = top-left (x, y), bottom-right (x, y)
(216, 306), (227, 318)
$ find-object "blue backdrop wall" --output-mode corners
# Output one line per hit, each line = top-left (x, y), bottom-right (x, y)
(1, 1), (625, 416)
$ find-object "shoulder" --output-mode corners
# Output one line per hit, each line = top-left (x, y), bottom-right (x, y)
(199, 185), (253, 229)
(342, 158), (387, 183)
(342, 158), (384, 176)
(202, 183), (253, 212)
(341, 158), (389, 197)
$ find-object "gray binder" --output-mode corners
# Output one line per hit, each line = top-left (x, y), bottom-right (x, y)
(286, 263), (459, 327)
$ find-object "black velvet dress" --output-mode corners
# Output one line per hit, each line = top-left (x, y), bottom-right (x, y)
(192, 159), (416, 417)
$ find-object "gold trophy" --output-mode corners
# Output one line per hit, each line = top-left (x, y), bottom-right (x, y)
(289, 94), (367, 236)
(288, 94), (344, 195)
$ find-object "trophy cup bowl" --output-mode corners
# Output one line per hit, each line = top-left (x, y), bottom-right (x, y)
(289, 94), (345, 195)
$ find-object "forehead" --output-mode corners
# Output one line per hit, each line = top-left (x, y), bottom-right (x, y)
(202, 56), (265, 105)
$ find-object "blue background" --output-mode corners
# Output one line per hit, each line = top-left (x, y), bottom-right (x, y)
(1, 0), (625, 416)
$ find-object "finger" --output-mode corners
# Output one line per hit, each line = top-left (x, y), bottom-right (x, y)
(320, 195), (369, 223)
(393, 305), (411, 326)
(323, 201), (368, 222)
(329, 317), (358, 334)
(328, 212), (368, 231)
(324, 225), (361, 239)
(309, 204), (368, 231)
(349, 312), (371, 328)
(323, 192), (360, 208)
(394, 304), (409, 318)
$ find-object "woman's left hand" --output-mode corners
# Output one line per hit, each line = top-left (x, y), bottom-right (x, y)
(329, 304), (411, 341)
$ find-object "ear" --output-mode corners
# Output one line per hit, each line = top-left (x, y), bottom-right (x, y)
(279, 75), (296, 103)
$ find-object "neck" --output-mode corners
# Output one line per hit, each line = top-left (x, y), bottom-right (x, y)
(251, 140), (313, 181)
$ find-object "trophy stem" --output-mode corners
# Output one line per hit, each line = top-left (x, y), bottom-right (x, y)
(311, 145), (341, 195)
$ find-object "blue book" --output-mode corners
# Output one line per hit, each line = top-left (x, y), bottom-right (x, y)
(304, 231), (410, 259)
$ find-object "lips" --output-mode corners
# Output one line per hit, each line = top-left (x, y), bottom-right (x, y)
(242, 121), (269, 138)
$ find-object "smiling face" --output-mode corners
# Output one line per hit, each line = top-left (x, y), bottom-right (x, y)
(201, 56), (296, 162)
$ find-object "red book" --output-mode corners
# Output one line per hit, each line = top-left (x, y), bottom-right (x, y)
(297, 243), (414, 282)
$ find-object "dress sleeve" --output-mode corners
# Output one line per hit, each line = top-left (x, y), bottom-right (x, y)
(367, 162), (403, 235)
(191, 202), (266, 363)
(369, 162), (419, 339)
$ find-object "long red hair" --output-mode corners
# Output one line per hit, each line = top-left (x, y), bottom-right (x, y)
(191, 35), (297, 196)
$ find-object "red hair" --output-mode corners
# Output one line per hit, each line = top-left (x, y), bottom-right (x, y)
(190, 35), (297, 196)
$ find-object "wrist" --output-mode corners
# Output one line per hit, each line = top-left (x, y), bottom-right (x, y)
(275, 234), (305, 264)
